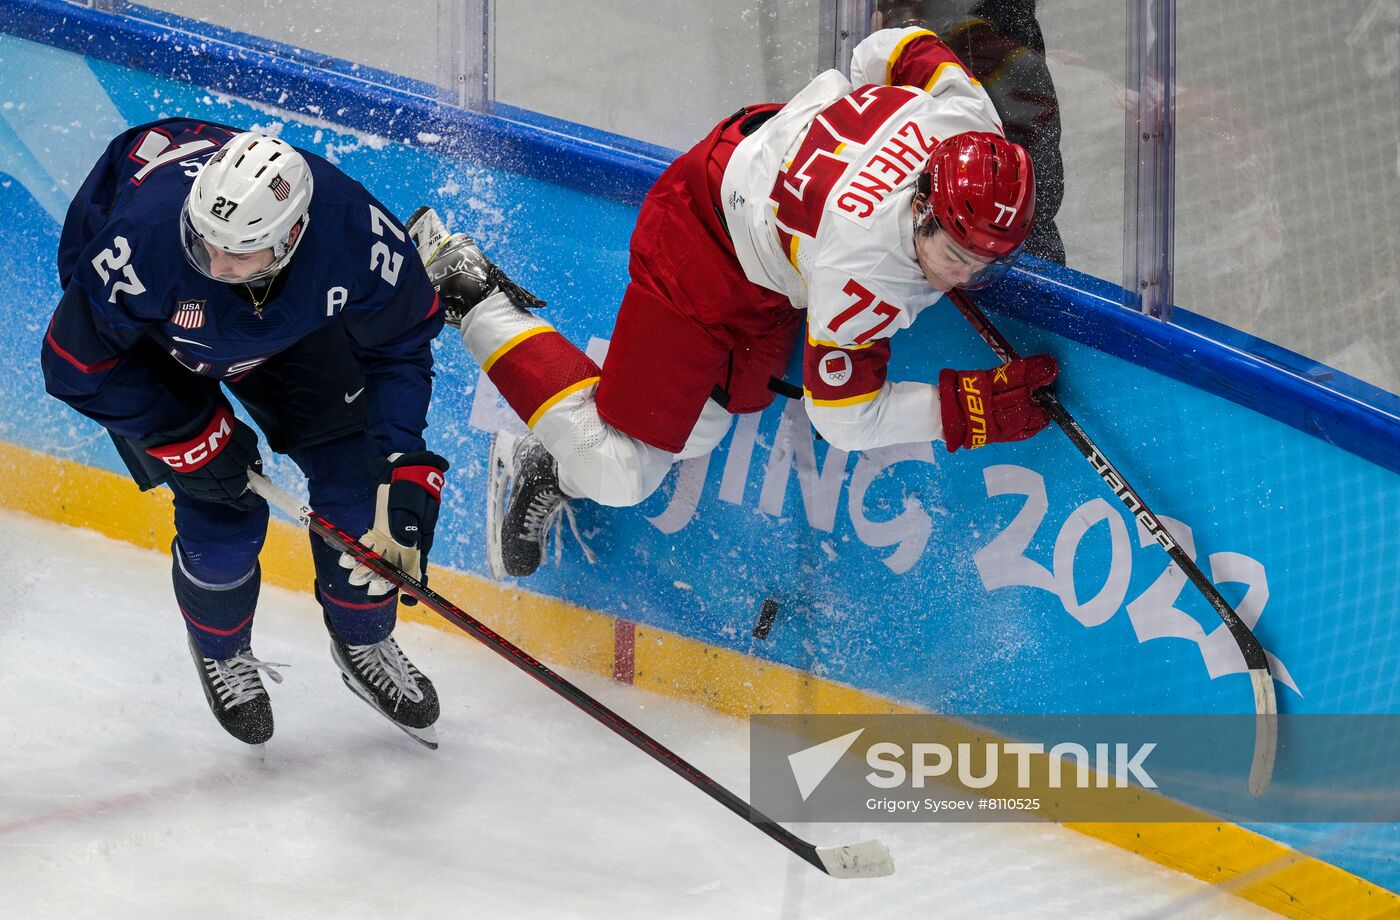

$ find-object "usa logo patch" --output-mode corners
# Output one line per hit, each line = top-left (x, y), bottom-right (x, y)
(171, 299), (206, 329)
(818, 350), (852, 387)
(269, 175), (291, 201)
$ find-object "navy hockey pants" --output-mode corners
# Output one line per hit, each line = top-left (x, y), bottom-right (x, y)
(171, 431), (397, 659)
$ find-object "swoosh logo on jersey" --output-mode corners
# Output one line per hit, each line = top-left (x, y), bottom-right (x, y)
(171, 335), (211, 348)
(344, 387), (366, 404)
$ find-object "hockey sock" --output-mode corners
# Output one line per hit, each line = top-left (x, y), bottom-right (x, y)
(309, 533), (397, 646)
(462, 292), (601, 429)
(172, 538), (261, 660)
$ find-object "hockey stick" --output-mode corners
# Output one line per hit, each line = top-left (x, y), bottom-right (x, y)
(946, 290), (1278, 795)
(245, 471), (894, 879)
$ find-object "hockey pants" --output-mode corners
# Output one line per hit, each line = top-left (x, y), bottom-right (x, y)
(460, 291), (735, 508)
(171, 431), (397, 659)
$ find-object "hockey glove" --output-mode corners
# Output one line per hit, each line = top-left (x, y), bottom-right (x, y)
(342, 451), (450, 602)
(938, 355), (1059, 452)
(144, 402), (263, 508)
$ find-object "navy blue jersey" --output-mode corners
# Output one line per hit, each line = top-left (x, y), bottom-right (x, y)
(42, 118), (443, 455)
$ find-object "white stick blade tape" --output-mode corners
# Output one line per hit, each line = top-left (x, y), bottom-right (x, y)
(1249, 669), (1279, 797)
(815, 840), (895, 879)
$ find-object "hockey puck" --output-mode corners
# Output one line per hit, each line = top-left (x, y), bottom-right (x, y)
(752, 597), (779, 639)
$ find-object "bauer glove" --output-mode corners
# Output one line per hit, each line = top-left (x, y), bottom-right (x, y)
(342, 451), (450, 602)
(938, 355), (1059, 452)
(144, 401), (263, 508)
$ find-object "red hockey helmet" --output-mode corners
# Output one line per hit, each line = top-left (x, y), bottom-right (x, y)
(915, 132), (1035, 287)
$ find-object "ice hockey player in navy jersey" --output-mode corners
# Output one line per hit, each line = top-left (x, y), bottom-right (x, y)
(43, 118), (448, 748)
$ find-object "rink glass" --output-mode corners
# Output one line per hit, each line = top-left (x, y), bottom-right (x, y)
(128, 0), (443, 88)
(117, 0), (1398, 396)
(1173, 0), (1400, 395)
(493, 0), (823, 152)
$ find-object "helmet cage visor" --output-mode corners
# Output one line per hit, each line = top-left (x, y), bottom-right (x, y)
(180, 197), (308, 284)
(957, 256), (1016, 291)
(922, 220), (1023, 290)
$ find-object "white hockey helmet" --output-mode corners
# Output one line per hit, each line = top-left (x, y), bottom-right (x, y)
(180, 132), (313, 283)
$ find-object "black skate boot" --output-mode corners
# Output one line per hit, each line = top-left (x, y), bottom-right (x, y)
(325, 613), (440, 749)
(186, 634), (285, 746)
(487, 432), (595, 579)
(407, 205), (544, 328)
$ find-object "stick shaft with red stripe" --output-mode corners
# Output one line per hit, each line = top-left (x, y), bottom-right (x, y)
(244, 471), (893, 879)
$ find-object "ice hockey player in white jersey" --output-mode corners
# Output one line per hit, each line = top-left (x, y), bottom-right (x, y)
(410, 26), (1060, 578)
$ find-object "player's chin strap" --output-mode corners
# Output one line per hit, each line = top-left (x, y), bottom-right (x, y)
(947, 289), (1278, 796)
(244, 470), (894, 879)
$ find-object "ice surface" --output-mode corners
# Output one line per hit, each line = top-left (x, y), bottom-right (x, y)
(0, 511), (1274, 919)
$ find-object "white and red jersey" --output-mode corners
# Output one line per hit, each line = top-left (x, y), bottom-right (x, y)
(720, 28), (1004, 450)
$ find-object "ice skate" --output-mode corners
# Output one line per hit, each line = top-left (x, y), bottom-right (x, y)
(406, 205), (544, 327)
(326, 613), (440, 749)
(486, 431), (594, 579)
(186, 633), (286, 747)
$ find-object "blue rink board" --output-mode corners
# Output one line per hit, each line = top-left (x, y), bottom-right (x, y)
(0, 32), (1396, 890)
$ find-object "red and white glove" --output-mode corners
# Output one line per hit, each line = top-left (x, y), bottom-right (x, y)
(342, 451), (450, 600)
(938, 355), (1059, 452)
(144, 402), (263, 508)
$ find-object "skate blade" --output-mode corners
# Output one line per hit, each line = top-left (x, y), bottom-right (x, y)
(339, 673), (440, 750)
(485, 430), (519, 580)
(399, 722), (440, 750)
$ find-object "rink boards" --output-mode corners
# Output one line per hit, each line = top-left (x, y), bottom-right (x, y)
(1, 8), (1398, 913)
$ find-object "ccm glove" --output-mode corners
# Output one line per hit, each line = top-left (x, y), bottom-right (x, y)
(144, 402), (263, 508)
(938, 355), (1060, 452)
(342, 451), (450, 601)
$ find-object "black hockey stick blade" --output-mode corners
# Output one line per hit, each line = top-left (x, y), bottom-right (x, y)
(245, 472), (894, 878)
(946, 292), (1278, 795)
